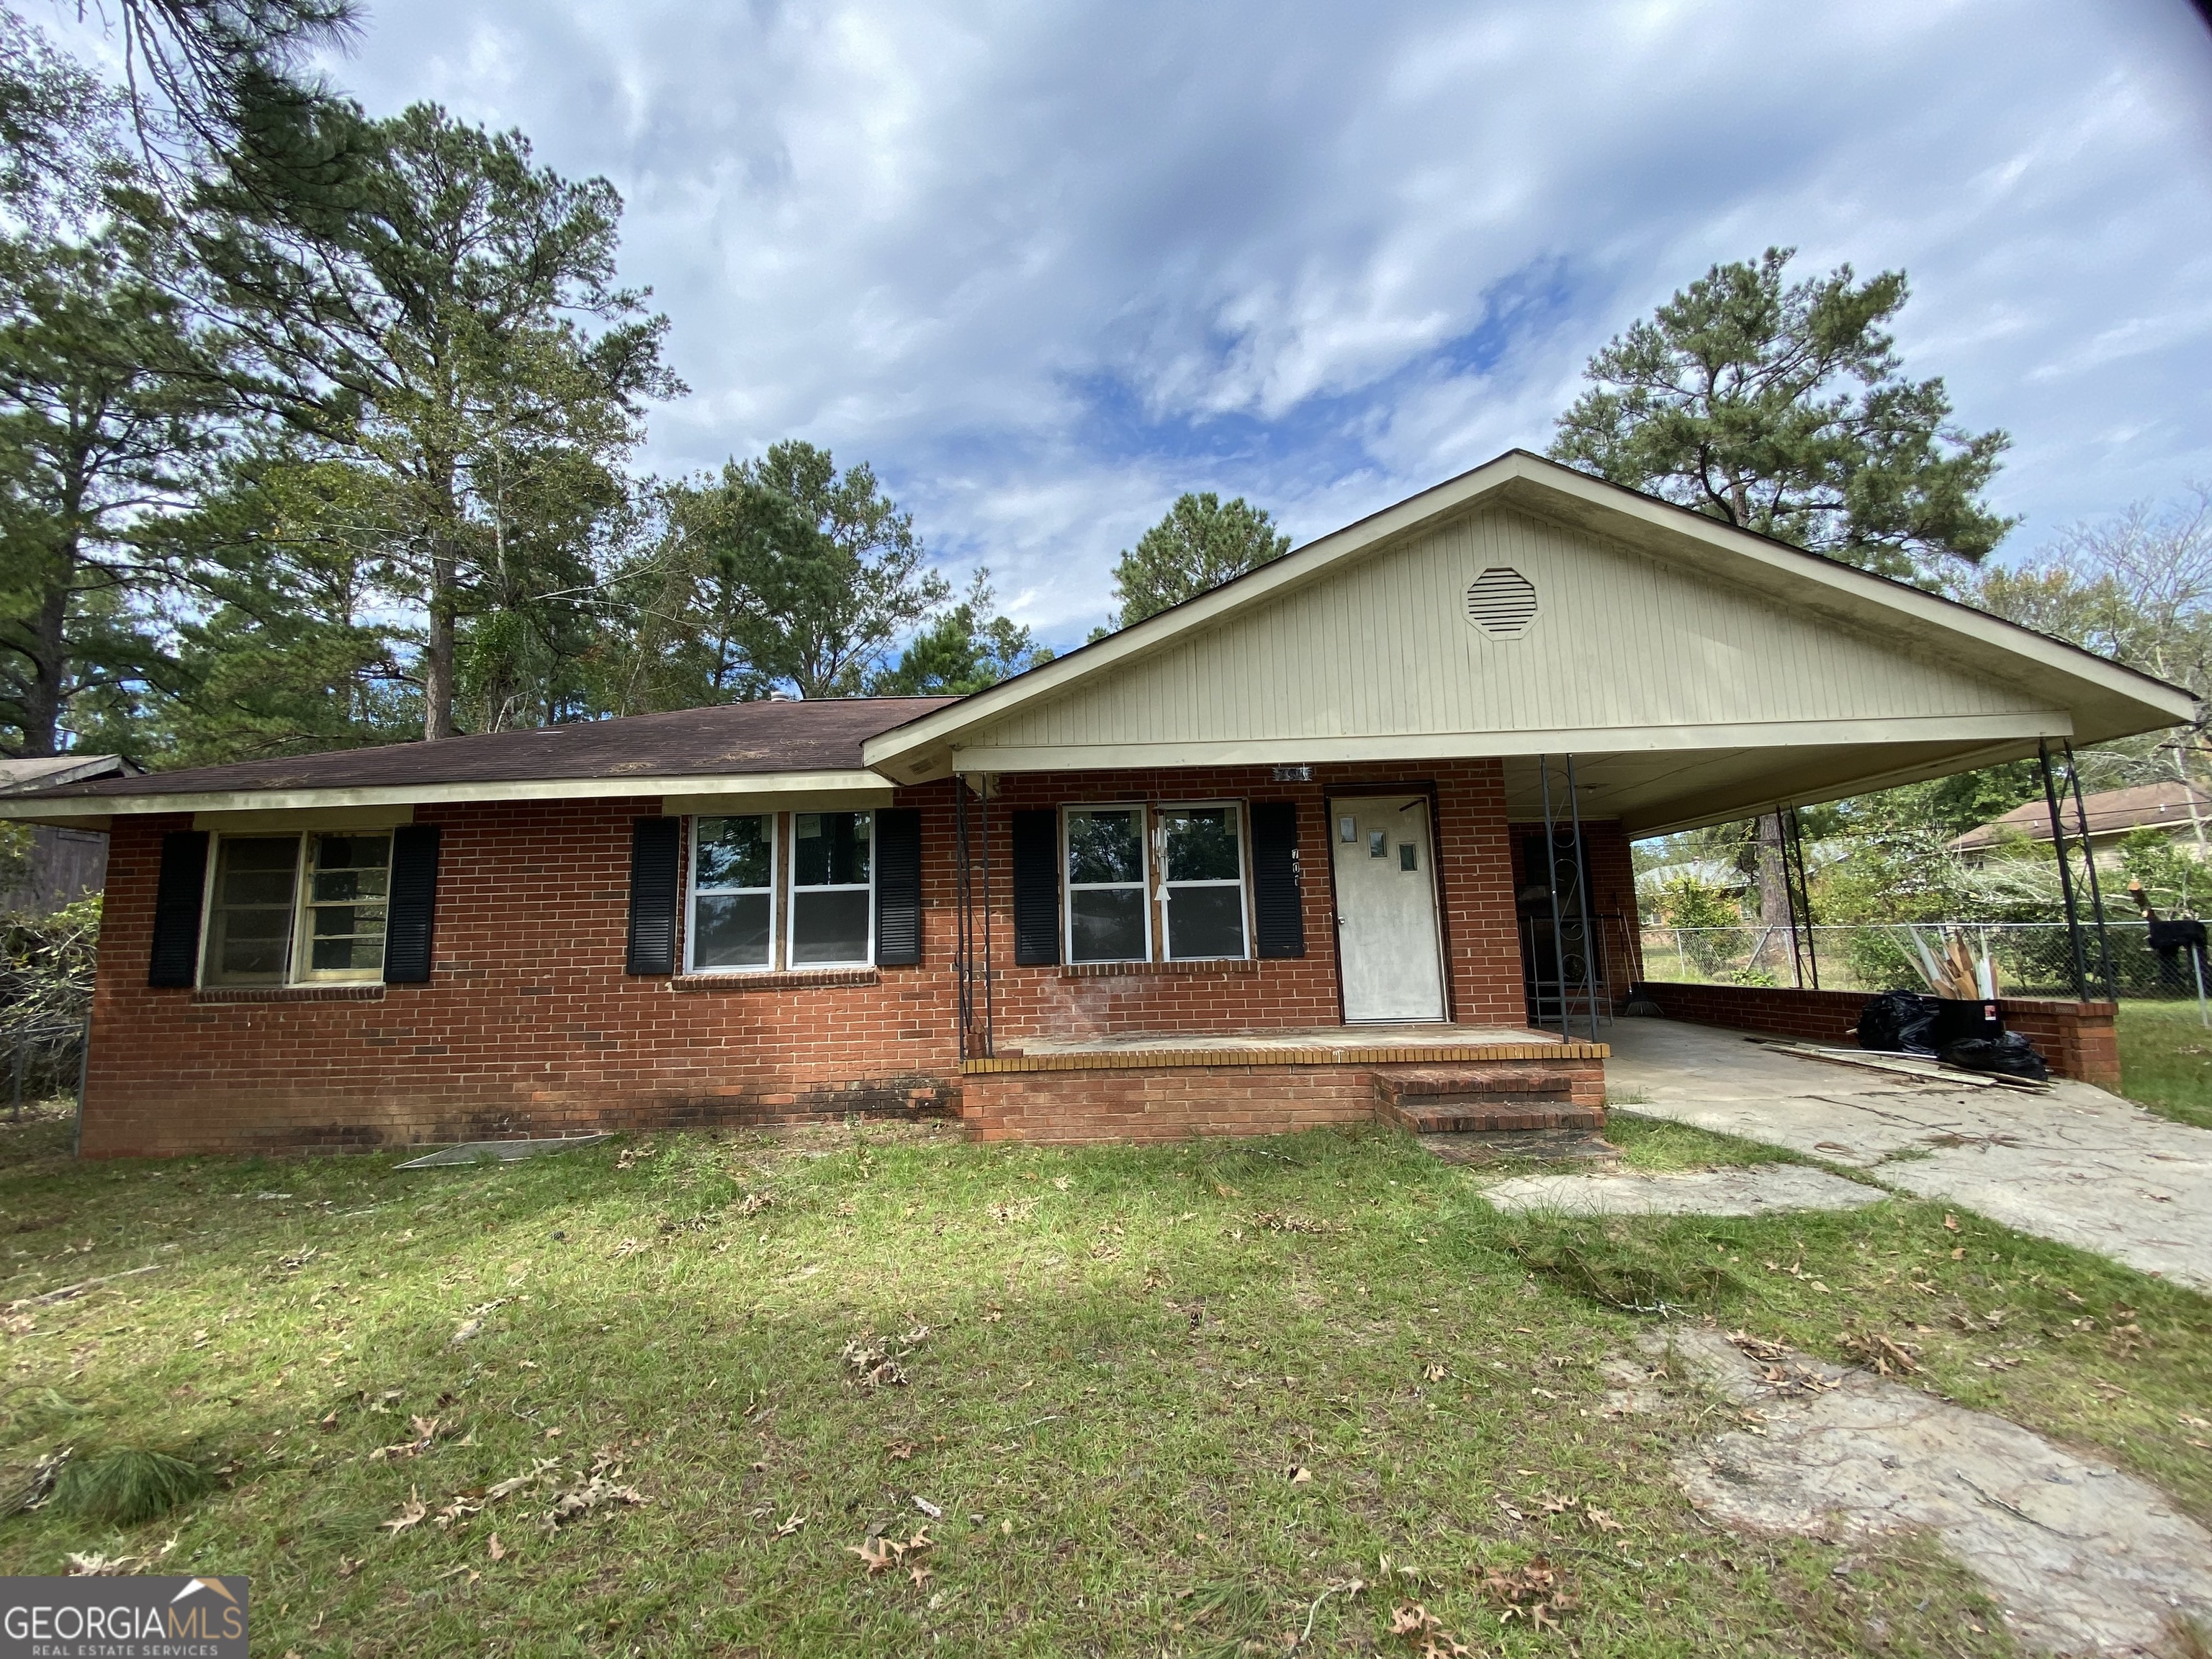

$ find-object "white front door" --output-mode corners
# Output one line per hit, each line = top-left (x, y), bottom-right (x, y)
(1330, 795), (1447, 1022)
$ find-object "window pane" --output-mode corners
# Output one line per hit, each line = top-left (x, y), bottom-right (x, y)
(204, 837), (299, 985)
(302, 834), (390, 977)
(1163, 806), (1240, 882)
(1066, 809), (1143, 885)
(1070, 888), (1146, 961)
(696, 816), (772, 890)
(693, 893), (772, 968)
(795, 812), (871, 886)
(1167, 886), (1245, 960)
(791, 889), (870, 965)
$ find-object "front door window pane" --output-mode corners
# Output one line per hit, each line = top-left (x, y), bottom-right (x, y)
(1065, 807), (1147, 962)
(693, 816), (775, 970)
(791, 811), (872, 966)
(303, 833), (390, 976)
(1160, 804), (1246, 959)
(204, 836), (300, 986)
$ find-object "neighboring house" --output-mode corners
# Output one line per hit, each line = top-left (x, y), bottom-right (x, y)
(0, 755), (143, 916)
(0, 451), (2192, 1157)
(1950, 781), (2211, 860)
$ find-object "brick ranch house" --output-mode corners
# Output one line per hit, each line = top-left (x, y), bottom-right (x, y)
(1, 452), (2194, 1156)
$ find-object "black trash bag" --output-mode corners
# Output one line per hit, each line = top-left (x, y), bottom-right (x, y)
(1938, 1031), (2049, 1083)
(1857, 990), (1941, 1056)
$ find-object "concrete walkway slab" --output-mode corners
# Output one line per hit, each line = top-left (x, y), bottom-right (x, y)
(1641, 1325), (2212, 1656)
(1483, 1163), (1884, 1216)
(1606, 1018), (2212, 1292)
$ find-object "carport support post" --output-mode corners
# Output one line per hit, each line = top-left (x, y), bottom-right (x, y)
(1565, 755), (1600, 1041)
(1538, 755), (1569, 1040)
(2063, 742), (2118, 1004)
(2038, 740), (2091, 1001)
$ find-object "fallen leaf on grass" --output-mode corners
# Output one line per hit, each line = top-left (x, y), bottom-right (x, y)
(380, 1488), (428, 1535)
(1422, 1363), (1446, 1383)
(773, 1514), (806, 1537)
(1943, 1214), (1961, 1232)
(1288, 1465), (1312, 1484)
(1480, 1557), (1578, 1629)
(484, 1458), (559, 1502)
(545, 1452), (649, 1527)
(1583, 1506), (1623, 1534)
(848, 1527), (932, 1576)
(487, 1534), (505, 1562)
(887, 1439), (917, 1462)
(913, 1494), (943, 1519)
(1840, 1328), (1921, 1377)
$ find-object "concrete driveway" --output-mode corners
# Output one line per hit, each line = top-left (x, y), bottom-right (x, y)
(1604, 1017), (2212, 1294)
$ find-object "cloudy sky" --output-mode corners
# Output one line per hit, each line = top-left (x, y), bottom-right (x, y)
(78, 0), (2212, 644)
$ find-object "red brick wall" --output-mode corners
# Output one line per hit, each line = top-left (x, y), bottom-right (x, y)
(84, 759), (1536, 1155)
(1637, 981), (2121, 1089)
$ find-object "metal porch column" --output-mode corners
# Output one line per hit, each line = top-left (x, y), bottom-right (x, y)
(2038, 740), (2092, 1002)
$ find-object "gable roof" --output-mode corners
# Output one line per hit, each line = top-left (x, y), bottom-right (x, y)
(0, 698), (957, 821)
(862, 451), (2196, 834)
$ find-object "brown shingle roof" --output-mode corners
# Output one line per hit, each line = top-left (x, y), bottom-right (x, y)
(1950, 780), (2211, 851)
(14, 698), (960, 801)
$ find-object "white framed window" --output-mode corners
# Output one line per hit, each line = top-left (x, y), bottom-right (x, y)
(790, 810), (873, 967)
(1156, 802), (1249, 961)
(1064, 804), (1150, 963)
(688, 814), (776, 973)
(201, 832), (391, 986)
(296, 833), (390, 980)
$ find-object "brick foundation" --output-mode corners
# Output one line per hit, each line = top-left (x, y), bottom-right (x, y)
(958, 1054), (1605, 1144)
(81, 758), (1619, 1156)
(1635, 981), (2121, 1090)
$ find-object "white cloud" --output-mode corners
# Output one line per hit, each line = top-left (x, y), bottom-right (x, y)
(72, 0), (2212, 637)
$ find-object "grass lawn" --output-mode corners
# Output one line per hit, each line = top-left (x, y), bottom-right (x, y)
(1, 1110), (2208, 1657)
(2116, 999), (2212, 1130)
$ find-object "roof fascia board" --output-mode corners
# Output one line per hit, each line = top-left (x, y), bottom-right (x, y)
(0, 768), (897, 822)
(660, 784), (893, 816)
(948, 711), (2070, 775)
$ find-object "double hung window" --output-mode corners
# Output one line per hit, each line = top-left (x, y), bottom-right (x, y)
(1064, 806), (1149, 963)
(1158, 804), (1247, 960)
(1062, 803), (1251, 964)
(791, 811), (873, 967)
(202, 832), (392, 986)
(688, 815), (775, 971)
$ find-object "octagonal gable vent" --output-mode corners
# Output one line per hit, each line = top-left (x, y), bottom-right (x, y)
(1465, 566), (1538, 637)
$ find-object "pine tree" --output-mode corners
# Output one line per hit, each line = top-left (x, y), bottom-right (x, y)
(1102, 493), (1290, 632)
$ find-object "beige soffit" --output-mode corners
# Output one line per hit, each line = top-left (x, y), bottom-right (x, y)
(192, 805), (416, 832)
(0, 768), (897, 828)
(860, 451), (2195, 781)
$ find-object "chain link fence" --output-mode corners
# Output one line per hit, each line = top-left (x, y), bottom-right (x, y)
(1639, 920), (2203, 1002)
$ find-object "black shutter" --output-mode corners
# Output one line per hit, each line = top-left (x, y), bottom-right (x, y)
(1251, 801), (1304, 959)
(147, 830), (210, 988)
(382, 824), (442, 984)
(874, 807), (922, 966)
(626, 817), (681, 975)
(1010, 809), (1060, 966)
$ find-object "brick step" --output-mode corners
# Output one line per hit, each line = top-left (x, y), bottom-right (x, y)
(1380, 1100), (1606, 1135)
(1373, 1067), (1575, 1105)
